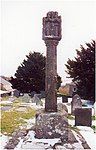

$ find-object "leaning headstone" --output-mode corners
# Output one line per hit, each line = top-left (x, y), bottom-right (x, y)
(71, 94), (82, 115)
(62, 95), (68, 103)
(75, 108), (92, 126)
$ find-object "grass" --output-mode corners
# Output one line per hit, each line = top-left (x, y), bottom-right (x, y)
(0, 98), (22, 109)
(92, 115), (96, 120)
(91, 125), (96, 132)
(0, 107), (36, 135)
(12, 99), (22, 108)
(68, 114), (75, 120)
(0, 103), (12, 107)
(1, 96), (10, 101)
(68, 124), (80, 133)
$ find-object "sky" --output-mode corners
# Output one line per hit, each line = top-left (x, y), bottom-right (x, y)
(1, 0), (96, 84)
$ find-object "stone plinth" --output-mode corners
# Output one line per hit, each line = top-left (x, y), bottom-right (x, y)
(35, 104), (68, 141)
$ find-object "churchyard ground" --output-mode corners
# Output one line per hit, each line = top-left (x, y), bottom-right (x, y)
(0, 95), (96, 149)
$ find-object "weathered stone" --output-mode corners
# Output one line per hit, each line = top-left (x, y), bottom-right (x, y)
(5, 138), (19, 149)
(16, 130), (28, 138)
(75, 108), (92, 126)
(43, 11), (61, 112)
(67, 129), (78, 143)
(58, 103), (68, 113)
(71, 94), (82, 115)
(62, 95), (68, 103)
(13, 89), (20, 97)
(35, 111), (68, 140)
(30, 94), (43, 105)
(21, 94), (31, 103)
(35, 12), (67, 140)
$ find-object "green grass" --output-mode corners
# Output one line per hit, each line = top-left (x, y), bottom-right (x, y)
(1, 98), (22, 109)
(0, 107), (36, 135)
(68, 124), (80, 133)
(92, 115), (96, 120)
(12, 99), (22, 108)
(91, 125), (96, 132)
(1, 96), (10, 101)
(0, 103), (12, 107)
(68, 114), (75, 120)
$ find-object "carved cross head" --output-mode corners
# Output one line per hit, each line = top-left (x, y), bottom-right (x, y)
(42, 11), (62, 41)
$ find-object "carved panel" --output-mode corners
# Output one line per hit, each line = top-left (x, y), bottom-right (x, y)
(43, 11), (61, 40)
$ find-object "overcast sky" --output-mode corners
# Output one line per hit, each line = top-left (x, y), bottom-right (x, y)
(1, 0), (96, 84)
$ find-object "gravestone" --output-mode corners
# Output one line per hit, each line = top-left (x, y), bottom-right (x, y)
(13, 89), (20, 98)
(29, 91), (36, 98)
(32, 94), (42, 105)
(21, 94), (31, 103)
(75, 108), (92, 126)
(35, 11), (68, 140)
(40, 91), (45, 98)
(62, 95), (68, 103)
(71, 94), (82, 115)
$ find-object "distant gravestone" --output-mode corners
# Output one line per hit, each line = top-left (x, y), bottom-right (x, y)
(71, 94), (82, 115)
(62, 95), (68, 103)
(31, 94), (43, 105)
(21, 94), (31, 103)
(75, 108), (92, 126)
(13, 90), (20, 98)
(40, 91), (45, 98)
(30, 91), (36, 98)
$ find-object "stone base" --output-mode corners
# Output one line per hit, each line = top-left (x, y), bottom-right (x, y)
(35, 104), (68, 141)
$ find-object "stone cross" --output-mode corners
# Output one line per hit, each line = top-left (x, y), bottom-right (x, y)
(42, 11), (61, 112)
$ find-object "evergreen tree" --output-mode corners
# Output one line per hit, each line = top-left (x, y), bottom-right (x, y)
(11, 51), (62, 93)
(65, 40), (95, 102)
(11, 52), (46, 93)
(57, 74), (62, 90)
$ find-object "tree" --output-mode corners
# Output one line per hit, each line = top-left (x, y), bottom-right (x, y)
(57, 74), (62, 90)
(11, 51), (62, 93)
(11, 52), (46, 93)
(65, 40), (95, 102)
